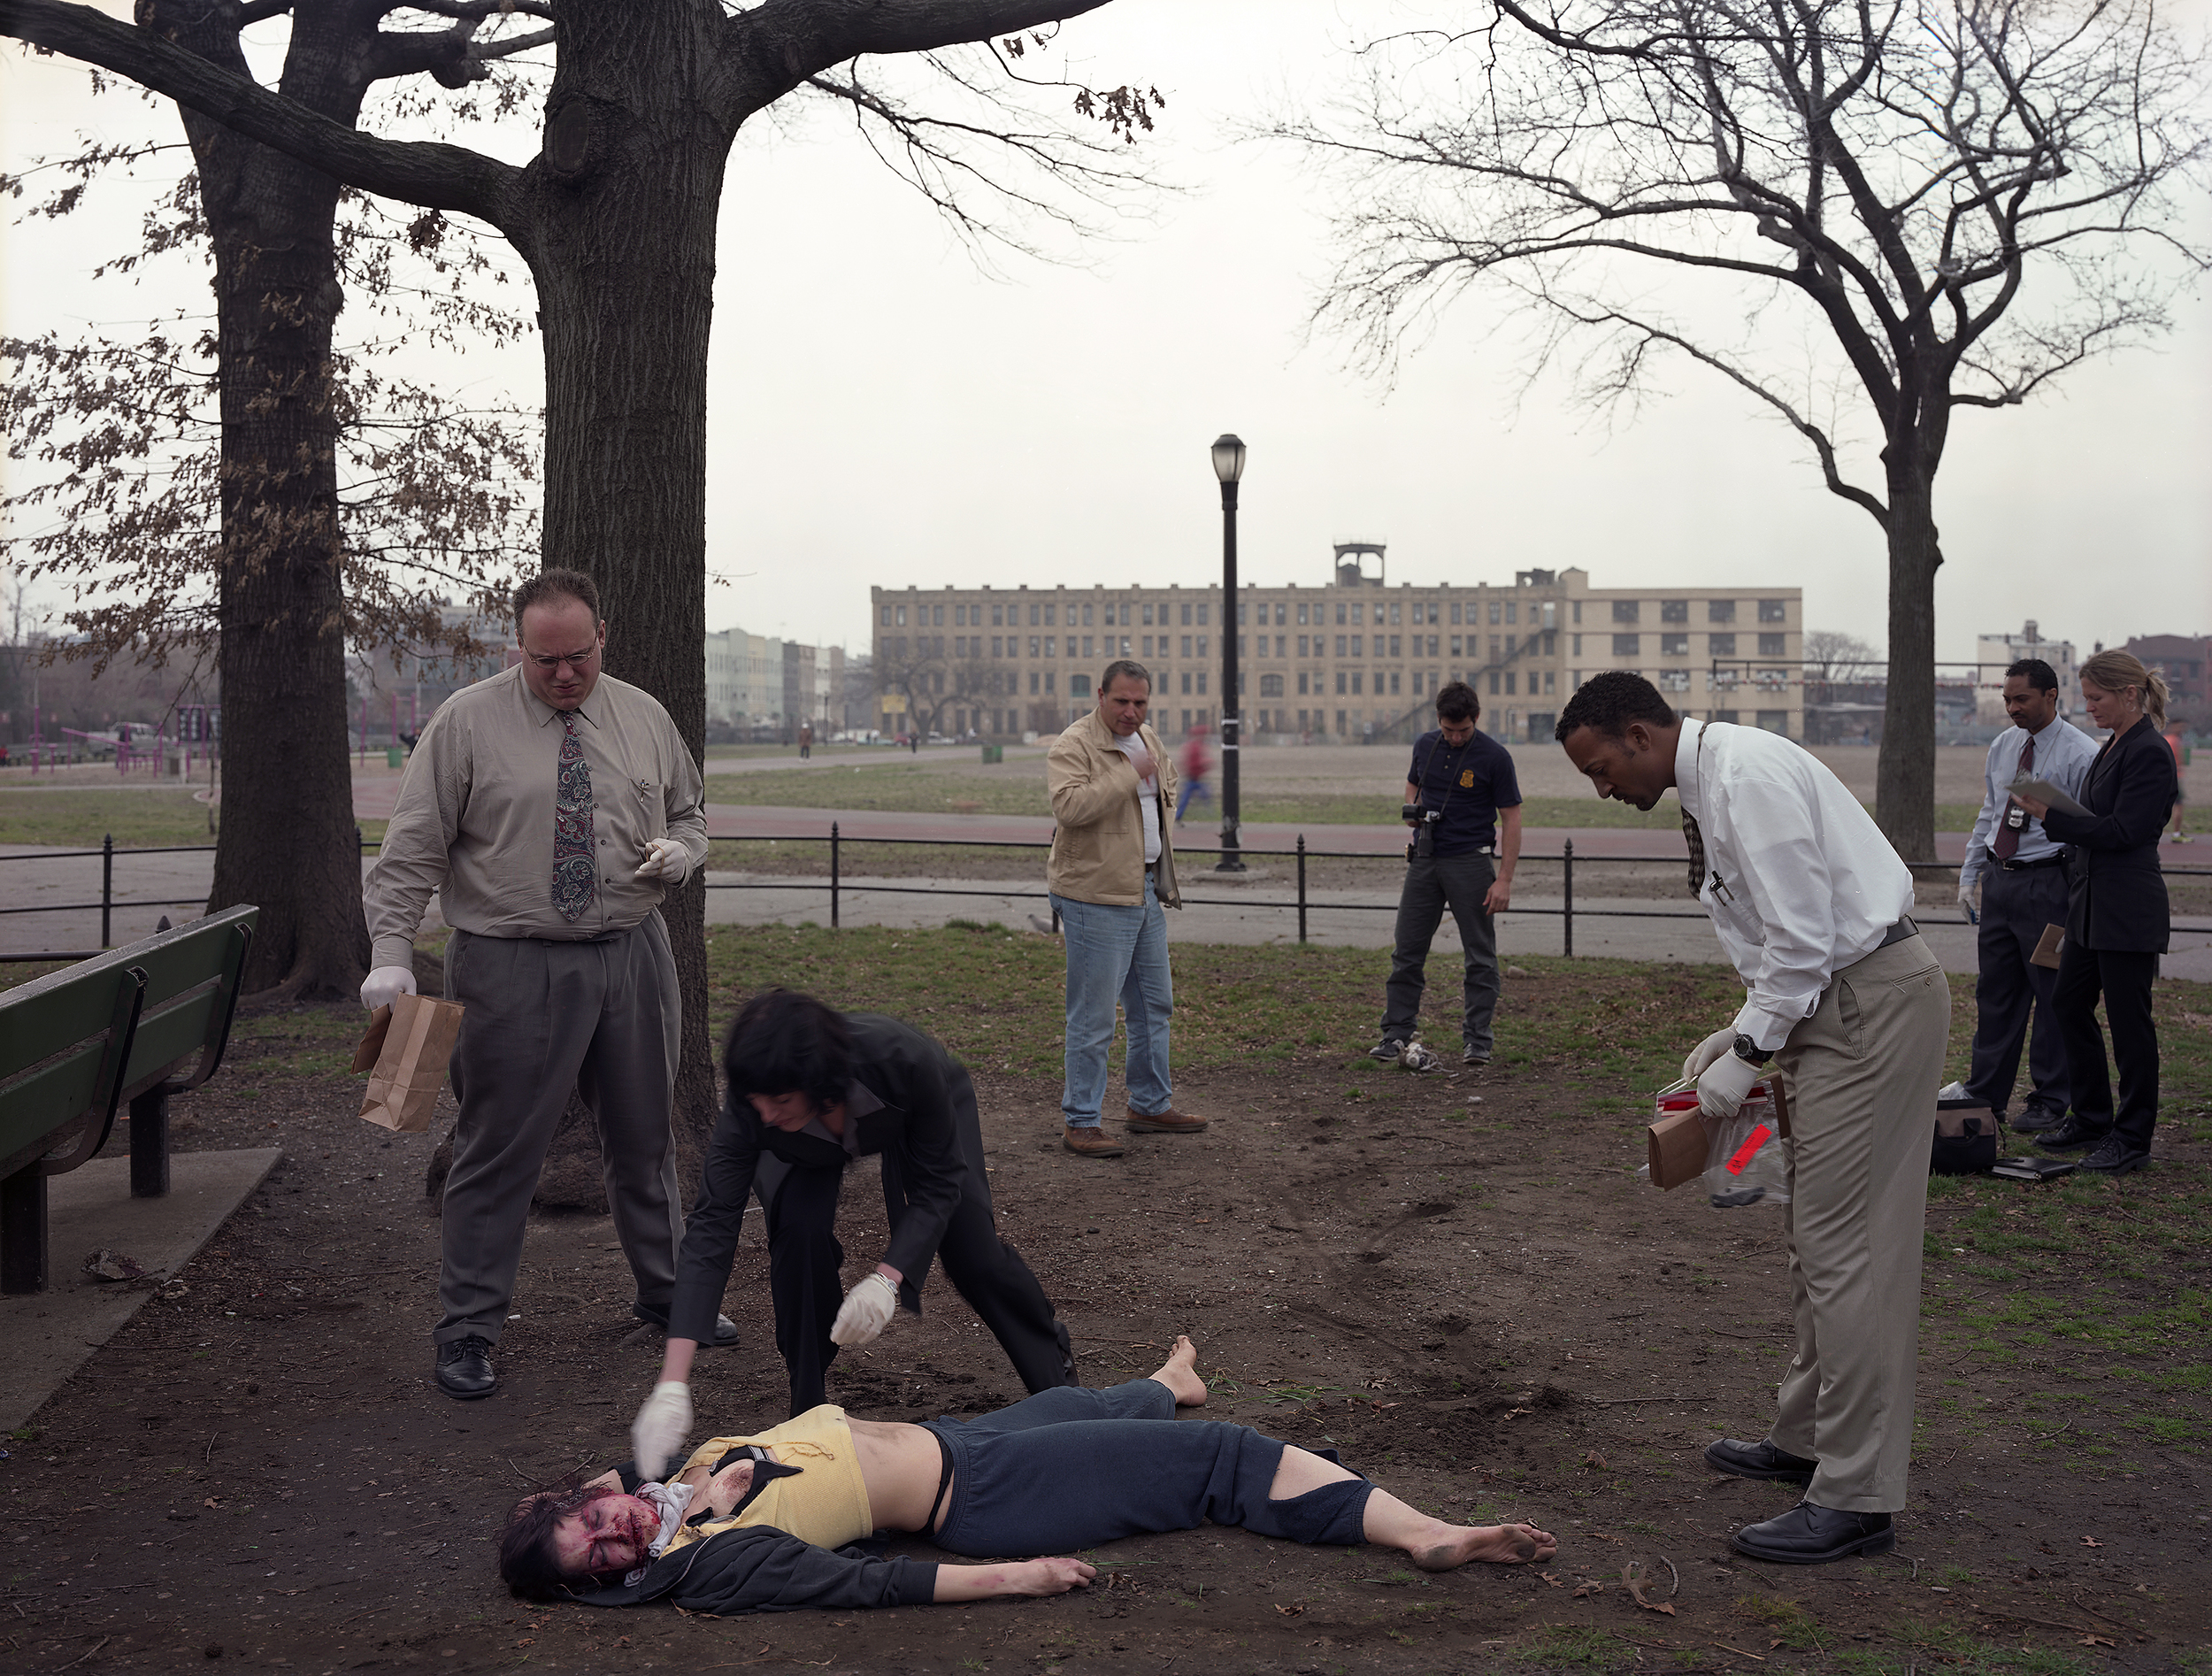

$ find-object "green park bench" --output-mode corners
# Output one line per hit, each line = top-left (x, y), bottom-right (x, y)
(0, 906), (257, 1294)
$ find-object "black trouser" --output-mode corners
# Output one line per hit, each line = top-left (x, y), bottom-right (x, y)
(2050, 943), (2160, 1151)
(754, 1068), (1074, 1416)
(1379, 852), (1500, 1056)
(1964, 860), (2071, 1120)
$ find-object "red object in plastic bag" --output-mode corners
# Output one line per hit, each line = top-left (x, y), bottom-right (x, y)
(1724, 1123), (1775, 1175)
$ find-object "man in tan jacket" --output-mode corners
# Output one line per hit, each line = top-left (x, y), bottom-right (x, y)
(1046, 661), (1208, 1158)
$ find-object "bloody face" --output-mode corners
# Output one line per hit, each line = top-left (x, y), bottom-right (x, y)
(549, 1489), (660, 1580)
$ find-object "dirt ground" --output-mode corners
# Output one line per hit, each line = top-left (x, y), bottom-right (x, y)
(4, 962), (2208, 1676)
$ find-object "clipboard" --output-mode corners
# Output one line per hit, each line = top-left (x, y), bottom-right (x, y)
(2008, 775), (2089, 819)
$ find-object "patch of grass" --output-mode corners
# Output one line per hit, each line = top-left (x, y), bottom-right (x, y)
(1737, 1592), (1824, 1649)
(1513, 1626), (1633, 1671)
(0, 788), (219, 847)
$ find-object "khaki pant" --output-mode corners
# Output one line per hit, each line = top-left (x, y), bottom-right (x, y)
(1770, 935), (1951, 1511)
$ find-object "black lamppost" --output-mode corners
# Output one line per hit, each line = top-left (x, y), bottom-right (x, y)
(1211, 433), (1247, 873)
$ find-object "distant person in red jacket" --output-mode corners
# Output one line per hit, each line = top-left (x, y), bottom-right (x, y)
(1173, 726), (1214, 826)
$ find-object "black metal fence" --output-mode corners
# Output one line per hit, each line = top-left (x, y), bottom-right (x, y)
(4, 826), (2208, 965)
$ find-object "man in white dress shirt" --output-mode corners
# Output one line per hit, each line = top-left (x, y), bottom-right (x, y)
(1954, 659), (2098, 1133)
(1556, 673), (1949, 1565)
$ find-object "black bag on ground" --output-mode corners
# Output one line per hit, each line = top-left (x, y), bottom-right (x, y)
(1932, 1098), (1999, 1176)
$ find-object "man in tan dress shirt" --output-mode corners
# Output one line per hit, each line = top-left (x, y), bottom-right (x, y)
(362, 569), (722, 1399)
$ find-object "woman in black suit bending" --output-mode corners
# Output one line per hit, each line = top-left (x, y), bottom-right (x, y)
(2012, 650), (2178, 1172)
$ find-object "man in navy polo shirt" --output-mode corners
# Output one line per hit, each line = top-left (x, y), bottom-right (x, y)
(1371, 680), (1523, 1068)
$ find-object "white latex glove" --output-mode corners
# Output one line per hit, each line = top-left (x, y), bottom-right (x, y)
(361, 965), (417, 1012)
(1696, 1051), (1762, 1121)
(631, 1380), (693, 1480)
(829, 1272), (899, 1347)
(633, 837), (692, 887)
(1681, 1025), (1737, 1085)
(1957, 880), (1979, 926)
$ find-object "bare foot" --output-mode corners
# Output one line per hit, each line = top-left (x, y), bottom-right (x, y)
(1145, 1334), (1209, 1408)
(1410, 1521), (1558, 1572)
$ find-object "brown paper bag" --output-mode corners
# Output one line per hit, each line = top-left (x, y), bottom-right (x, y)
(352, 1004), (394, 1074)
(358, 992), (465, 1133)
(2030, 924), (2065, 970)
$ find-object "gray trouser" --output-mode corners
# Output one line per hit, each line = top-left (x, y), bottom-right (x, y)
(1379, 852), (1500, 1054)
(436, 917), (685, 1346)
(1770, 935), (1951, 1511)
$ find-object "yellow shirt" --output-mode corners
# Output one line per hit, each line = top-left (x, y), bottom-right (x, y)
(666, 1404), (874, 1554)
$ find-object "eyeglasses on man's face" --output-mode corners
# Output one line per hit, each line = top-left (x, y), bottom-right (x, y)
(524, 644), (601, 674)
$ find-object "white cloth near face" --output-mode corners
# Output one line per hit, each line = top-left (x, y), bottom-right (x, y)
(1110, 732), (1163, 864)
(1675, 719), (1916, 1052)
(622, 1480), (697, 1583)
(1957, 715), (2099, 891)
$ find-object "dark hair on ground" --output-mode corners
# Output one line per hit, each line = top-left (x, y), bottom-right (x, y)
(512, 568), (603, 628)
(499, 1481), (622, 1600)
(725, 989), (853, 1118)
(1098, 658), (1152, 697)
(1433, 680), (1479, 723)
(2005, 657), (2059, 695)
(1554, 671), (1676, 743)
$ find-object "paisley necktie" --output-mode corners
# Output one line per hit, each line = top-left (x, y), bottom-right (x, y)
(552, 711), (595, 921)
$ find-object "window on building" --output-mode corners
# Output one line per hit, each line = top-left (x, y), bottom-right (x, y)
(1541, 602), (1557, 630)
(1351, 635), (1363, 657)
(1297, 634), (1309, 658)
(1709, 599), (1736, 623)
(1028, 671), (1039, 694)
(1045, 672), (1056, 694)
(1297, 672), (1310, 696)
(1336, 604), (1348, 625)
(1506, 603), (1518, 626)
(1029, 636), (1041, 657)
(1385, 635), (1398, 657)
(1544, 671), (1555, 694)
(1350, 673), (1363, 694)
(895, 605), (908, 627)
(1141, 603), (1154, 626)
(1083, 604), (1094, 627)
(1661, 600), (1688, 623)
(1071, 673), (1092, 697)
(879, 605), (892, 626)
(1713, 708), (1740, 723)
(1613, 634), (1640, 656)
(1044, 637), (1056, 657)
(1197, 672), (1208, 694)
(1450, 604), (1463, 625)
(1390, 672), (1402, 695)
(1335, 671), (1347, 694)
(1488, 672), (1501, 694)
(1709, 632), (1736, 657)
(1275, 603), (1288, 625)
(1759, 599), (1788, 623)
(1662, 634), (1690, 657)
(1297, 603), (1310, 625)
(992, 604), (1004, 627)
(1756, 710), (1788, 734)
(1660, 669), (1691, 693)
(954, 604), (966, 627)
(1759, 633), (1787, 657)
(1488, 602), (1502, 625)
(1334, 634), (1346, 657)
(1612, 600), (1640, 624)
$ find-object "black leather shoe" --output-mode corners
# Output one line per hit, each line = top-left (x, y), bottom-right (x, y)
(633, 1306), (741, 1348)
(434, 1334), (496, 1400)
(2036, 1116), (2108, 1151)
(2077, 1134), (2149, 1173)
(1705, 1437), (1817, 1480)
(1732, 1501), (1894, 1564)
(2008, 1105), (2064, 1134)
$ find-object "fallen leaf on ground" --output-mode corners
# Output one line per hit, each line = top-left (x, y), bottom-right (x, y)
(2080, 1636), (2116, 1649)
(1274, 1603), (1303, 1618)
(2079, 1536), (2103, 1548)
(1624, 1561), (1678, 1615)
(1583, 1451), (1609, 1470)
(1540, 1572), (1565, 1588)
(202, 1497), (221, 1509)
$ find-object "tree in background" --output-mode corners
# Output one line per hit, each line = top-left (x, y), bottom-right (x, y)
(1273, 0), (2208, 858)
(3, 4), (550, 999)
(2, 0), (1157, 1134)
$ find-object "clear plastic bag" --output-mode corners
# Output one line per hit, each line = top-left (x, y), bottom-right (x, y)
(1701, 1086), (1790, 1209)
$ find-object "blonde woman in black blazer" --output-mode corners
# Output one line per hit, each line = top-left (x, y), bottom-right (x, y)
(2013, 652), (2178, 1172)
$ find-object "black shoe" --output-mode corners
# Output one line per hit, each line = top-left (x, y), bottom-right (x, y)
(2076, 1134), (2149, 1174)
(1732, 1501), (1894, 1565)
(1705, 1437), (1817, 1480)
(2036, 1116), (2108, 1151)
(2008, 1105), (2064, 1134)
(434, 1334), (496, 1401)
(1369, 1039), (1408, 1064)
(632, 1305), (741, 1348)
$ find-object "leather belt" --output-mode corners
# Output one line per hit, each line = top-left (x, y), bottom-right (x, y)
(1995, 854), (2067, 872)
(1876, 916), (1918, 949)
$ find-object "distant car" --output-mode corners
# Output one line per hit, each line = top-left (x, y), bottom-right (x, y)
(926, 732), (947, 745)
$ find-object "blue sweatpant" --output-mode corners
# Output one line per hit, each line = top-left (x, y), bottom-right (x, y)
(920, 1380), (1372, 1557)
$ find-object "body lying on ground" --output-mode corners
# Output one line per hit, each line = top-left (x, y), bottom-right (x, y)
(500, 1337), (1555, 1612)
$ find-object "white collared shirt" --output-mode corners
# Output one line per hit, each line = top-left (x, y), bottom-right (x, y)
(1110, 731), (1163, 864)
(1675, 719), (1916, 1050)
(1958, 715), (2099, 889)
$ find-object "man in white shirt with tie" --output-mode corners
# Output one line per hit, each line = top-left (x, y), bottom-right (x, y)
(1951, 659), (2097, 1133)
(1556, 673), (1950, 1565)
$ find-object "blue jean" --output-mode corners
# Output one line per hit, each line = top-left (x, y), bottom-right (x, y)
(1051, 874), (1173, 1126)
(1174, 775), (1212, 821)
(921, 1380), (1372, 1557)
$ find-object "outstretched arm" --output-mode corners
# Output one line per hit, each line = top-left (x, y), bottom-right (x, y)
(933, 1557), (1095, 1601)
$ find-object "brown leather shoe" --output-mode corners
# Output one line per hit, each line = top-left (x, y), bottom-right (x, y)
(1125, 1106), (1208, 1134)
(1063, 1125), (1125, 1158)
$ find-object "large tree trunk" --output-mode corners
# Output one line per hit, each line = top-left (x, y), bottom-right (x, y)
(520, 0), (729, 1144)
(1874, 465), (1941, 865)
(157, 3), (373, 997)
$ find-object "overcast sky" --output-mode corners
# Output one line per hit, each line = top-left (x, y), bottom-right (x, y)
(5, 1), (2208, 665)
